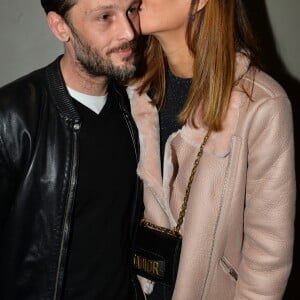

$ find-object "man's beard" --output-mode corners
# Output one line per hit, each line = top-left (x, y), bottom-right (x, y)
(67, 21), (137, 81)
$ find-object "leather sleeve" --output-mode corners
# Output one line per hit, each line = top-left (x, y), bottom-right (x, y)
(0, 135), (18, 234)
(235, 97), (296, 299)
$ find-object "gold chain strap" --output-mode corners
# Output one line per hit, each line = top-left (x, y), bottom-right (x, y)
(174, 130), (210, 233)
(140, 219), (181, 237)
(141, 130), (210, 236)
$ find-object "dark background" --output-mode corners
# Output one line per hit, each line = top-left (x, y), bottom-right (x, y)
(245, 1), (299, 299)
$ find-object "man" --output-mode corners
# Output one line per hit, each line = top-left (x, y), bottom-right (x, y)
(0, 0), (143, 299)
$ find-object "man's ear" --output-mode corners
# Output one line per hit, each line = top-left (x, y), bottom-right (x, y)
(196, 0), (209, 12)
(47, 11), (70, 42)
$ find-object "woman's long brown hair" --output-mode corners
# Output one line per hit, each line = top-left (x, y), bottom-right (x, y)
(134, 0), (261, 131)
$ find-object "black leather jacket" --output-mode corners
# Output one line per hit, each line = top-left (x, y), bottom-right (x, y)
(0, 57), (142, 300)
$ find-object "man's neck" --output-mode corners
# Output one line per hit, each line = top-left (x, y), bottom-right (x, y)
(60, 55), (109, 96)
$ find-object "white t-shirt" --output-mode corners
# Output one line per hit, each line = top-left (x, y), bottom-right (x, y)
(67, 86), (107, 114)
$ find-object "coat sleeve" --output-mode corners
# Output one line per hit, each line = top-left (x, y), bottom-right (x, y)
(234, 96), (296, 299)
(0, 135), (17, 233)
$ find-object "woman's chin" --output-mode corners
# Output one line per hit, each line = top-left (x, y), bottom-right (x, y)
(140, 24), (156, 36)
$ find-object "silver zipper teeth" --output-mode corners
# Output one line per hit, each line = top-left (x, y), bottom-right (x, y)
(53, 124), (79, 299)
(119, 104), (138, 160)
(220, 257), (238, 281)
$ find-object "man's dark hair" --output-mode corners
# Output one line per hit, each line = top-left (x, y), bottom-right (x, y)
(41, 0), (77, 17)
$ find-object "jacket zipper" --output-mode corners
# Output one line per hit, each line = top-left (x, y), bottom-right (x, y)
(119, 103), (138, 160)
(220, 257), (238, 281)
(118, 102), (144, 300)
(53, 122), (80, 300)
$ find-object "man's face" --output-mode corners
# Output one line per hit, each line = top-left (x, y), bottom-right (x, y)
(66, 0), (140, 80)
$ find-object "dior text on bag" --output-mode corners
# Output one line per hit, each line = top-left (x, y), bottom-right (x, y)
(133, 131), (210, 286)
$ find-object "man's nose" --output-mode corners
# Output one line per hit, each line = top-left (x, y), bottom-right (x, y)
(117, 16), (136, 41)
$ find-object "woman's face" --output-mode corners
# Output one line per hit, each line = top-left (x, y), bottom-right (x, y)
(139, 0), (191, 36)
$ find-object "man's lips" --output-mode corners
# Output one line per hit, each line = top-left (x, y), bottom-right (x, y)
(113, 47), (134, 58)
(107, 41), (136, 58)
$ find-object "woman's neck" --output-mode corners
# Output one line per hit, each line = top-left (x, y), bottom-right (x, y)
(155, 31), (194, 78)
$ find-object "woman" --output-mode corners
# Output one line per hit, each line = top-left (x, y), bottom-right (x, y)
(128, 0), (295, 299)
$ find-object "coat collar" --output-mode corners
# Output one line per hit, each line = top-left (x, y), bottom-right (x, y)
(46, 56), (128, 125)
(46, 56), (81, 124)
(127, 53), (254, 226)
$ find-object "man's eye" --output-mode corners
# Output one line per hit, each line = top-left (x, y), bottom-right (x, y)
(99, 14), (110, 21)
(128, 6), (138, 16)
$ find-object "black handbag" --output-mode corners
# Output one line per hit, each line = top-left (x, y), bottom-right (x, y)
(133, 131), (210, 286)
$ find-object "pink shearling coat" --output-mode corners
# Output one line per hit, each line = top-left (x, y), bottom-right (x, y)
(127, 54), (296, 299)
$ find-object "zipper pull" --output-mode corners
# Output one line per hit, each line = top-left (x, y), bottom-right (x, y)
(73, 123), (81, 131)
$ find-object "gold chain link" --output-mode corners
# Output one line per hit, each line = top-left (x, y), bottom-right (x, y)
(141, 130), (211, 236)
(140, 219), (181, 237)
(174, 130), (211, 233)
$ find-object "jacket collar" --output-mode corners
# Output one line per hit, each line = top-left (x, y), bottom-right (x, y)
(46, 56), (81, 124)
(127, 53), (254, 226)
(45, 56), (128, 124)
